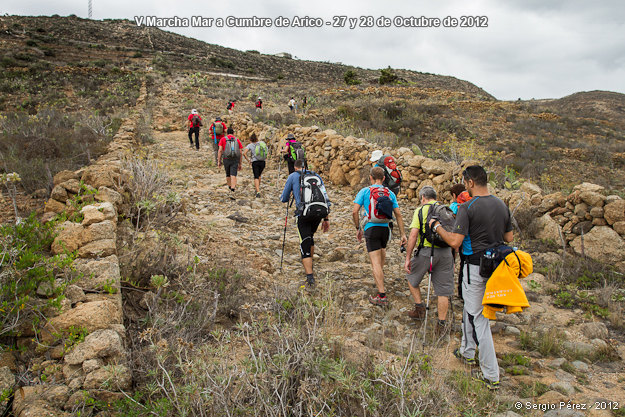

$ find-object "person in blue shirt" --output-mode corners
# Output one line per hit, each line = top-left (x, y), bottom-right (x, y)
(280, 159), (330, 288)
(352, 166), (407, 306)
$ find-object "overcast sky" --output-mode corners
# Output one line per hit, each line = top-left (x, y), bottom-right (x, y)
(4, 0), (624, 100)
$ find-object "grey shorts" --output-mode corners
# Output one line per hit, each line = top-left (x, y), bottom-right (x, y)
(406, 247), (454, 297)
(223, 159), (239, 177)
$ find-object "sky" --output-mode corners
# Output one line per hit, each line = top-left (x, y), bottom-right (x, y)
(3, 0), (625, 100)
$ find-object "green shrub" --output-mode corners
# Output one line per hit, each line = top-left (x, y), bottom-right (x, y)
(379, 66), (398, 85)
(344, 70), (361, 85)
(0, 214), (72, 338)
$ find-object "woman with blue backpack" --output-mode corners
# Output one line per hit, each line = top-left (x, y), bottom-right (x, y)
(243, 133), (268, 198)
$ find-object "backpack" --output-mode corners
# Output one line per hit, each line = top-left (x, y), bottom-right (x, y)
(254, 141), (268, 161)
(191, 115), (202, 127)
(256, 100), (262, 108)
(367, 186), (393, 224)
(377, 155), (402, 194)
(213, 123), (224, 135)
(289, 141), (306, 162)
(223, 135), (240, 160)
(227, 101), (233, 110)
(416, 202), (455, 253)
(299, 171), (329, 220)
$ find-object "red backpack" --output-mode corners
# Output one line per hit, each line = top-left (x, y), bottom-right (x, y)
(367, 186), (393, 224)
(377, 155), (402, 193)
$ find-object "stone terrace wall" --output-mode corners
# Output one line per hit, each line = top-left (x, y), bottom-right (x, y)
(229, 114), (625, 271)
(7, 86), (147, 416)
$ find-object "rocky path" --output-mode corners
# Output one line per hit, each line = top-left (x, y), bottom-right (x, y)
(139, 83), (624, 413)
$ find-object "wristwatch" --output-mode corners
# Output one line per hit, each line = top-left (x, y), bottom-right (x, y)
(433, 223), (440, 232)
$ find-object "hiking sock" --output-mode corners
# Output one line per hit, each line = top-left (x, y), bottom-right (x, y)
(438, 319), (446, 326)
(379, 292), (386, 299)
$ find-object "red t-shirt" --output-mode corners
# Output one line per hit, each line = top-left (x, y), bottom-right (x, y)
(218, 135), (243, 149)
(188, 114), (202, 128)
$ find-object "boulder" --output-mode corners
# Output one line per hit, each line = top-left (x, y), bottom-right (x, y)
(81, 165), (120, 189)
(65, 285), (86, 304)
(520, 181), (542, 197)
(603, 200), (625, 225)
(589, 207), (604, 218)
(580, 322), (608, 339)
(51, 222), (85, 255)
(421, 159), (450, 175)
(570, 226), (625, 262)
(328, 160), (348, 186)
(65, 329), (124, 365)
(80, 220), (116, 244)
(579, 191), (606, 207)
(605, 195), (622, 204)
(73, 255), (120, 291)
(0, 366), (14, 400)
(573, 182), (605, 194)
(572, 221), (593, 235)
(83, 365), (131, 390)
(613, 221), (625, 235)
(50, 185), (69, 202)
(81, 202), (117, 226)
(78, 239), (116, 259)
(95, 186), (123, 208)
(44, 198), (67, 214)
(41, 300), (122, 343)
(53, 170), (79, 186)
(532, 214), (562, 242)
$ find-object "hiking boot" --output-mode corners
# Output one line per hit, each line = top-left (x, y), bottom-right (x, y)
(368, 294), (388, 307)
(406, 303), (426, 320)
(435, 319), (448, 336)
(255, 192), (261, 198)
(472, 370), (500, 390)
(453, 348), (477, 366)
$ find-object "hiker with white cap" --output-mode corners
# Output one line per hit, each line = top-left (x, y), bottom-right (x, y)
(255, 97), (263, 113)
(187, 109), (203, 150)
(371, 150), (402, 196)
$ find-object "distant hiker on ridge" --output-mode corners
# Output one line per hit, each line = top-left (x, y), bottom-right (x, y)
(217, 127), (243, 200)
(288, 97), (296, 112)
(227, 100), (235, 114)
(208, 117), (227, 165)
(352, 166), (407, 306)
(280, 159), (331, 288)
(187, 109), (203, 150)
(255, 97), (263, 113)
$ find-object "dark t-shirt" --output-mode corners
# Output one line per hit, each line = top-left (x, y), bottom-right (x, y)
(454, 195), (512, 255)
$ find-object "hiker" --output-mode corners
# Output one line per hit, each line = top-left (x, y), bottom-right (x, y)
(449, 183), (472, 300)
(217, 127), (243, 199)
(302, 96), (307, 113)
(281, 133), (305, 174)
(429, 165), (513, 390)
(403, 186), (454, 335)
(243, 133), (267, 198)
(370, 150), (402, 196)
(280, 159), (331, 288)
(208, 117), (227, 165)
(187, 109), (203, 150)
(255, 97), (263, 113)
(288, 97), (296, 112)
(450, 184), (470, 214)
(352, 166), (407, 306)
(227, 100), (235, 114)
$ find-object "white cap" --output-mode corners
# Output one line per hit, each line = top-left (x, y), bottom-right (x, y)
(370, 150), (384, 162)
(191, 109), (198, 114)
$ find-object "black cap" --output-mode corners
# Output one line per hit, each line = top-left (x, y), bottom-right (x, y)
(215, 117), (221, 121)
(287, 133), (295, 139)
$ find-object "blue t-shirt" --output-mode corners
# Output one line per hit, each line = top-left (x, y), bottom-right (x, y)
(450, 202), (459, 214)
(280, 170), (330, 216)
(353, 185), (399, 230)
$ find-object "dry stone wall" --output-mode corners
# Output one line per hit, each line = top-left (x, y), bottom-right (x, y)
(9, 86), (148, 416)
(228, 113), (625, 271)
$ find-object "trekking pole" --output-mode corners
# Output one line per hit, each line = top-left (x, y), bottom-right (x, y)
(280, 196), (294, 271)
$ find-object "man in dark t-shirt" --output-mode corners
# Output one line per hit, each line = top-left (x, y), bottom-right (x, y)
(429, 165), (513, 390)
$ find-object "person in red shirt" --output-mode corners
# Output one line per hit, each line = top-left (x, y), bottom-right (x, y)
(217, 127), (243, 199)
(255, 97), (263, 113)
(208, 117), (227, 164)
(187, 109), (202, 150)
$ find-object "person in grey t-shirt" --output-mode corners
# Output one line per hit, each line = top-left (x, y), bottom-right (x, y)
(243, 133), (266, 198)
(429, 165), (513, 390)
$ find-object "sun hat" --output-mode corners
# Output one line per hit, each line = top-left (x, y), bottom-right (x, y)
(370, 150), (384, 162)
(191, 109), (198, 114)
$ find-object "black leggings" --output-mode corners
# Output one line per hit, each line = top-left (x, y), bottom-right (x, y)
(297, 216), (321, 259)
(188, 127), (200, 149)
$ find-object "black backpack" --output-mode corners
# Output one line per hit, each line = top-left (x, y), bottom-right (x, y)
(415, 202), (455, 255)
(289, 141), (306, 162)
(299, 170), (329, 220)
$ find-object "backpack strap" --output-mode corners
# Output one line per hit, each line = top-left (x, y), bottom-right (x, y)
(415, 205), (427, 257)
